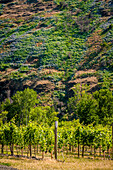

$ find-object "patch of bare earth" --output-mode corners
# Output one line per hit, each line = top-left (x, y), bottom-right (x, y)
(39, 69), (61, 75)
(69, 77), (98, 84)
(0, 0), (57, 21)
(33, 80), (55, 92)
(68, 69), (98, 92)
(74, 69), (96, 78)
(0, 68), (18, 81)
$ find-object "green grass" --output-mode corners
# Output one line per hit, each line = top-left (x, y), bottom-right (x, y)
(0, 162), (11, 166)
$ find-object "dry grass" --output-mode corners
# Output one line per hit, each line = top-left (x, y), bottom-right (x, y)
(0, 155), (113, 170)
(69, 77), (98, 84)
(74, 70), (96, 78)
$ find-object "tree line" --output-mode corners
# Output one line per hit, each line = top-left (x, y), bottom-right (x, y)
(0, 83), (113, 126)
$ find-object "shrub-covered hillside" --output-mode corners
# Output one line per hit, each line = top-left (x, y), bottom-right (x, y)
(0, 0), (113, 119)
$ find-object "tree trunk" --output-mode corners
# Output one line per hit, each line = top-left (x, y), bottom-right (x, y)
(21, 148), (23, 156)
(27, 146), (29, 157)
(85, 146), (87, 152)
(1, 143), (4, 154)
(99, 146), (101, 156)
(10, 144), (14, 156)
(82, 145), (84, 157)
(103, 151), (105, 160)
(34, 145), (36, 157)
(29, 144), (32, 158)
(69, 145), (71, 152)
(108, 148), (110, 158)
(37, 145), (38, 154)
(51, 151), (53, 159)
(42, 151), (44, 160)
(103, 150), (105, 160)
(94, 146), (96, 158)
(72, 145), (74, 152)
(78, 138), (80, 158)
(90, 145), (93, 155)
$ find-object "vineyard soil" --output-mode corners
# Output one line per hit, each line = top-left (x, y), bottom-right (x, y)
(0, 155), (113, 170)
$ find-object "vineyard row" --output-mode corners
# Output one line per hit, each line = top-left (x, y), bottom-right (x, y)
(0, 120), (113, 159)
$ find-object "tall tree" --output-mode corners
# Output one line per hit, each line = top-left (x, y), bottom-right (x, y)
(11, 88), (38, 125)
(93, 89), (113, 125)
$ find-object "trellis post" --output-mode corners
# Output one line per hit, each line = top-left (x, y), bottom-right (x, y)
(55, 121), (58, 160)
(112, 122), (113, 159)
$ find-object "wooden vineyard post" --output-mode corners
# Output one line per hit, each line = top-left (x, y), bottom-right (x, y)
(29, 144), (32, 158)
(69, 144), (71, 152)
(21, 148), (23, 157)
(99, 146), (101, 156)
(82, 145), (84, 157)
(112, 122), (113, 159)
(55, 121), (58, 160)
(37, 145), (38, 154)
(103, 150), (105, 160)
(94, 146), (96, 159)
(78, 127), (80, 158)
(1, 144), (4, 154)
(42, 152), (44, 160)
(51, 151), (53, 159)
(78, 137), (80, 158)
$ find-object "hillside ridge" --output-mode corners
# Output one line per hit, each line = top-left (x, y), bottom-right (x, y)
(0, 0), (113, 117)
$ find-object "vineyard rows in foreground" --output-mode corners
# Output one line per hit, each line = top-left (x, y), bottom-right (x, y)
(0, 120), (112, 160)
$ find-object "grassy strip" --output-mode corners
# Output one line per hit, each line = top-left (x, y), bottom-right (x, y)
(0, 155), (113, 170)
(0, 162), (11, 166)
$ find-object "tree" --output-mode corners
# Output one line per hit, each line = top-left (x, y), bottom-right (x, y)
(30, 106), (58, 126)
(11, 88), (38, 125)
(68, 84), (98, 124)
(0, 125), (6, 154)
(4, 121), (18, 156)
(76, 92), (99, 125)
(68, 83), (113, 125)
(93, 89), (113, 125)
(24, 122), (37, 157)
(0, 111), (8, 125)
(0, 99), (10, 125)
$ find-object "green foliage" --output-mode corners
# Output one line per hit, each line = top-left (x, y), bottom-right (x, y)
(24, 122), (37, 145)
(0, 125), (6, 146)
(0, 88), (58, 126)
(76, 92), (99, 125)
(30, 106), (58, 126)
(0, 120), (112, 157)
(0, 0), (113, 128)
(0, 162), (11, 167)
(10, 88), (38, 125)
(3, 121), (18, 146)
(0, 4), (4, 15)
(68, 84), (113, 125)
(0, 111), (8, 125)
(93, 89), (113, 125)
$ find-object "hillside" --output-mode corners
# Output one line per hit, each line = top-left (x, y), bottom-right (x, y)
(0, 0), (113, 118)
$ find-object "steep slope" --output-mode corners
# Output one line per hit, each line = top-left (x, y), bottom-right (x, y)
(0, 0), (113, 117)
